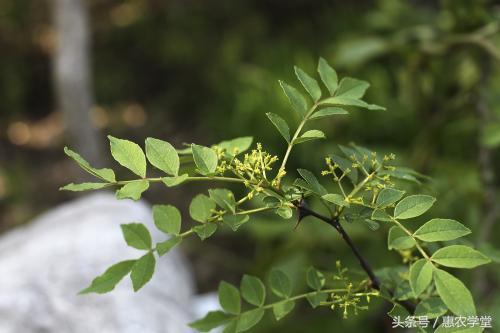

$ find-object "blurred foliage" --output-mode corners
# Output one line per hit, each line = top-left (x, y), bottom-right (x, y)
(1, 0), (500, 331)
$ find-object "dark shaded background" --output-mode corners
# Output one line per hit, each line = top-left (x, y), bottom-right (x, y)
(0, 0), (499, 332)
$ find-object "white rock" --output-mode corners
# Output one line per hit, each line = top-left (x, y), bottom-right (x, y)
(0, 193), (195, 333)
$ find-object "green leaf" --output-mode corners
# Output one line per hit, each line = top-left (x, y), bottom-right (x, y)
(322, 193), (349, 207)
(190, 194), (216, 222)
(153, 204), (181, 235)
(209, 188), (236, 214)
(335, 77), (370, 99)
(108, 136), (147, 178)
(222, 320), (238, 333)
(380, 168), (421, 184)
(371, 209), (391, 222)
(240, 275), (266, 307)
(269, 269), (292, 298)
(394, 195), (436, 220)
(156, 236), (181, 256)
(263, 196), (281, 208)
(317, 57), (338, 95)
(363, 219), (380, 231)
(297, 168), (328, 195)
(273, 300), (295, 321)
(318, 96), (385, 111)
(387, 303), (410, 319)
(279, 80), (308, 117)
(218, 281), (241, 315)
(116, 180), (149, 201)
(266, 112), (290, 143)
(236, 308), (264, 332)
(431, 245), (491, 269)
(79, 260), (135, 294)
(189, 311), (232, 332)
(376, 188), (405, 207)
(60, 182), (109, 191)
(388, 226), (415, 250)
(217, 137), (253, 156)
(310, 107), (348, 119)
(145, 137), (179, 176)
(294, 66), (321, 101)
(409, 259), (433, 297)
(64, 147), (116, 182)
(276, 206), (293, 219)
(130, 252), (155, 292)
(306, 267), (325, 290)
(161, 174), (189, 187)
(193, 223), (218, 240)
(434, 268), (476, 315)
(223, 214), (249, 231)
(414, 219), (471, 242)
(414, 297), (448, 319)
(306, 292), (328, 308)
(192, 144), (218, 175)
(394, 280), (413, 300)
(120, 223), (152, 250)
(293, 130), (326, 145)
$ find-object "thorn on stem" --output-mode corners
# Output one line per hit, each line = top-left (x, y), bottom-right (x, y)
(294, 197), (309, 230)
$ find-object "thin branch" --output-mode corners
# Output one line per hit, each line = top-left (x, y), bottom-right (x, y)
(297, 203), (380, 290)
(277, 103), (319, 173)
(295, 201), (416, 313)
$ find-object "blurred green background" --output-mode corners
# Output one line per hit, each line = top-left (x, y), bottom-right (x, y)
(1, 0), (499, 332)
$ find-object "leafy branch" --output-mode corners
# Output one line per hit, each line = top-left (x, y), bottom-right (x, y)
(62, 58), (491, 332)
